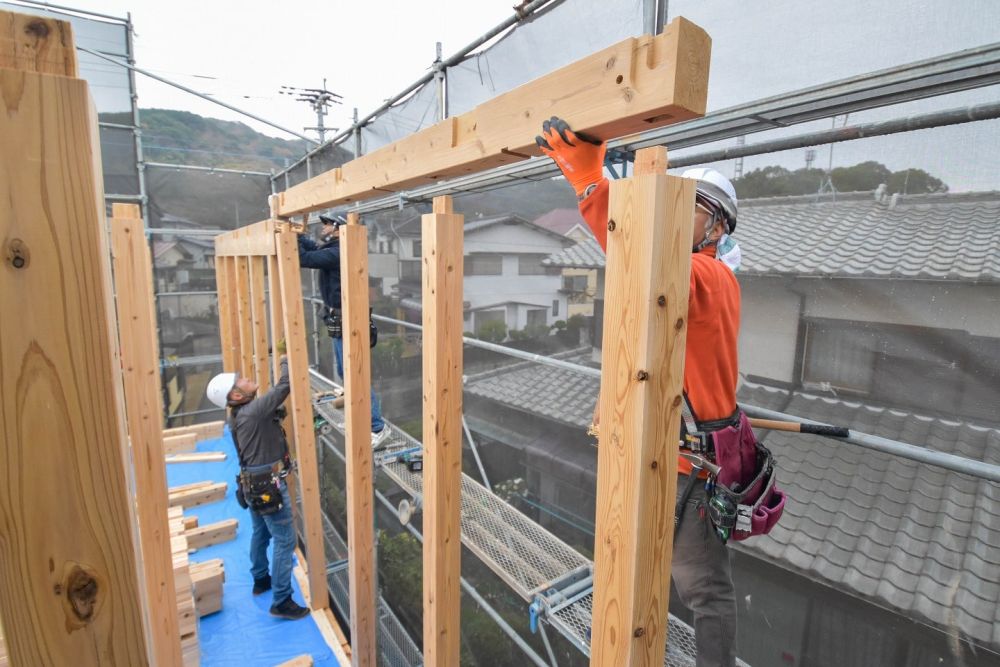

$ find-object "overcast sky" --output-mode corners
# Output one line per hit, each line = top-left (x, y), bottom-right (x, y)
(69, 0), (517, 140)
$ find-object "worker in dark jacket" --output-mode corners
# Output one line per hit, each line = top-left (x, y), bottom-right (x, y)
(206, 357), (309, 620)
(298, 214), (389, 448)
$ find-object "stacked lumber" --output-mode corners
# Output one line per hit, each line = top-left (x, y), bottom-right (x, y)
(163, 432), (198, 455)
(169, 481), (228, 509)
(169, 507), (200, 665)
(164, 420), (225, 441)
(186, 518), (238, 550)
(190, 558), (225, 617)
(166, 451), (227, 464)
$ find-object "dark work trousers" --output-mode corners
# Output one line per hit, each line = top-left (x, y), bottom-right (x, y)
(672, 475), (738, 667)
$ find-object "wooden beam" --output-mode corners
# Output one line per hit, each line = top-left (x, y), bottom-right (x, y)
(185, 519), (238, 550)
(0, 10), (148, 664)
(166, 452), (227, 464)
(214, 253), (237, 371)
(275, 18), (710, 216)
(110, 205), (184, 667)
(276, 655), (314, 667)
(590, 147), (693, 666)
(266, 253), (285, 390)
(0, 11), (77, 75)
(168, 481), (227, 509)
(222, 256), (244, 373)
(421, 195), (464, 665)
(340, 220), (377, 666)
(234, 256), (255, 378)
(275, 228), (329, 610)
(250, 256), (270, 390)
(213, 219), (276, 257)
(163, 432), (198, 455)
(163, 420), (225, 442)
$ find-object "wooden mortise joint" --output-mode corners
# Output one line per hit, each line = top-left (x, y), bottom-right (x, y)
(432, 195), (453, 215)
(346, 212), (360, 226)
(634, 146), (669, 175)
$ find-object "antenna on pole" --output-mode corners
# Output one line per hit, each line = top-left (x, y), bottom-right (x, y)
(279, 78), (343, 143)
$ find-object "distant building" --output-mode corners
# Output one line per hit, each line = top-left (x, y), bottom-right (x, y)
(391, 214), (573, 337)
(535, 208), (600, 318)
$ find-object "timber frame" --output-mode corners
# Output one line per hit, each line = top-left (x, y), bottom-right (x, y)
(211, 16), (709, 667)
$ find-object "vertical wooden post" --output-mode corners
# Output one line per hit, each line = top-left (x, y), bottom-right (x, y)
(590, 146), (694, 667)
(341, 212), (377, 666)
(275, 227), (329, 610)
(235, 256), (255, 378)
(110, 204), (184, 667)
(267, 254), (285, 384)
(421, 195), (464, 665)
(250, 256), (270, 390)
(214, 251), (236, 371)
(0, 11), (148, 664)
(220, 255), (243, 373)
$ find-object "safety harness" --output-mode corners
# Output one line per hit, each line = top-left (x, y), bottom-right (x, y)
(675, 395), (786, 544)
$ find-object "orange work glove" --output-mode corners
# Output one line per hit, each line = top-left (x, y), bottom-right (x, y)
(535, 116), (606, 197)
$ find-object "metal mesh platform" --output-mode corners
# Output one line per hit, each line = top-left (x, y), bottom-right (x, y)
(309, 373), (749, 666)
(321, 511), (423, 667)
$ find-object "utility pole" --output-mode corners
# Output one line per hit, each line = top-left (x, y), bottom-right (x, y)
(280, 78), (343, 144)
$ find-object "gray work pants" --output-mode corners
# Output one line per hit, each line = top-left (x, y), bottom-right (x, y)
(673, 475), (738, 667)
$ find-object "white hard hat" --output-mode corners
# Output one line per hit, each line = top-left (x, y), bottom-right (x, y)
(206, 372), (238, 408)
(681, 167), (738, 233)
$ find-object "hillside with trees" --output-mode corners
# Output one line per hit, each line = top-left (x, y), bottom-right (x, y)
(734, 161), (947, 198)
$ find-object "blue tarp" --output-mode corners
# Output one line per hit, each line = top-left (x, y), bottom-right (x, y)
(166, 429), (337, 667)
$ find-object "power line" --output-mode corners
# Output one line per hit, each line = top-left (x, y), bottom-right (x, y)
(279, 79), (343, 143)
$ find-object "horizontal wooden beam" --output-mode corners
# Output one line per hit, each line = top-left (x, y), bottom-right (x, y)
(163, 420), (225, 442)
(168, 482), (227, 509)
(275, 17), (709, 216)
(185, 519), (238, 550)
(214, 219), (276, 257)
(163, 433), (197, 455)
(165, 452), (226, 464)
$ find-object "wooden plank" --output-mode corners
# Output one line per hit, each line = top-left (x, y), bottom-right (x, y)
(421, 195), (464, 666)
(166, 451), (227, 464)
(250, 256), (270, 390)
(235, 256), (255, 378)
(590, 147), (693, 667)
(213, 219), (276, 257)
(169, 481), (227, 509)
(276, 655), (314, 667)
(223, 255), (244, 374)
(215, 248), (237, 371)
(190, 559), (224, 617)
(340, 219), (377, 666)
(275, 18), (710, 215)
(275, 228), (329, 610)
(0, 11), (77, 75)
(185, 519), (238, 550)
(162, 432), (198, 455)
(0, 11), (148, 664)
(292, 562), (352, 666)
(182, 516), (199, 531)
(111, 205), (184, 667)
(163, 420), (225, 442)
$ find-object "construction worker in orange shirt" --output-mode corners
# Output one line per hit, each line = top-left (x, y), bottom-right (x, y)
(537, 116), (745, 667)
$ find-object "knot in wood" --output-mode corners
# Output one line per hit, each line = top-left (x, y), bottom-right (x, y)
(607, 219), (616, 232)
(657, 295), (666, 307)
(66, 564), (99, 623)
(673, 395), (683, 407)
(6, 239), (29, 270)
(26, 20), (50, 38)
(633, 627), (646, 638)
(675, 317), (685, 331)
(650, 460), (658, 469)
(636, 370), (649, 381)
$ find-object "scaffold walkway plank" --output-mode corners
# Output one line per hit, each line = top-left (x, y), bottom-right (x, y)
(309, 374), (749, 667)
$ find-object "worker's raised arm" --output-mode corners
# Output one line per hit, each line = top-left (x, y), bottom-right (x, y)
(536, 116), (609, 250)
(251, 356), (291, 415)
(297, 234), (340, 270)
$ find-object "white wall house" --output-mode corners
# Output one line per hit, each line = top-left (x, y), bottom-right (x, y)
(390, 214), (574, 336)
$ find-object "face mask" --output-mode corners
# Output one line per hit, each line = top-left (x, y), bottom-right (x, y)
(716, 233), (741, 271)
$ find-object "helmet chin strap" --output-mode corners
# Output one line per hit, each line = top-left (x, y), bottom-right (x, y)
(693, 213), (720, 252)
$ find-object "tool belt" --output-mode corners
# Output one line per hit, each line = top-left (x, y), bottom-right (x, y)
(678, 403), (786, 544)
(235, 459), (289, 516)
(324, 306), (378, 347)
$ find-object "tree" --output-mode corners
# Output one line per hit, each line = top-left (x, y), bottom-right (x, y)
(734, 160), (948, 198)
(887, 168), (947, 194)
(475, 319), (508, 343)
(830, 160), (892, 192)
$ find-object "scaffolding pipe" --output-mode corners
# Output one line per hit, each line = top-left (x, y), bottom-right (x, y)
(355, 312), (1000, 484)
(144, 161), (272, 177)
(10, 0), (127, 23)
(271, 0), (560, 180)
(462, 414), (492, 490)
(318, 434), (551, 667)
(76, 46), (317, 144)
(668, 100), (1000, 169)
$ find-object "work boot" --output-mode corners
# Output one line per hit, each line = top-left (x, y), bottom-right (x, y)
(270, 596), (310, 620)
(252, 575), (271, 595)
(371, 428), (390, 451)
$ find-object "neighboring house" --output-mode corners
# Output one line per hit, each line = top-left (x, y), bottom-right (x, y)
(392, 214), (574, 336)
(367, 219), (401, 297)
(536, 208), (600, 317)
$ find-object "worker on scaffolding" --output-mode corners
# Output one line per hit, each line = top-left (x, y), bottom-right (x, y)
(537, 117), (744, 667)
(206, 352), (311, 621)
(298, 214), (390, 449)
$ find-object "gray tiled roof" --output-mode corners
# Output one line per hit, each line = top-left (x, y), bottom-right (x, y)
(541, 191), (1000, 281)
(465, 361), (1000, 647)
(542, 238), (606, 269)
(740, 191), (1000, 282)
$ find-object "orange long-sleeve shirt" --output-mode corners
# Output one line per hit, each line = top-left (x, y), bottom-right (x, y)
(580, 180), (741, 476)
